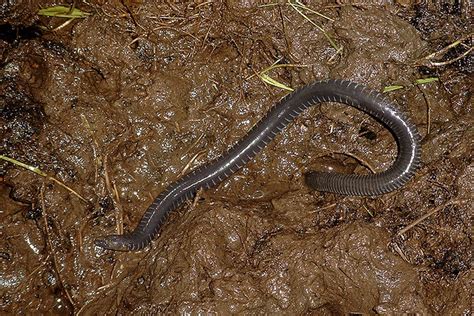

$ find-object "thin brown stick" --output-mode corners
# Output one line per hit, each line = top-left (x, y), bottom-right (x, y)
(103, 154), (124, 235)
(191, 188), (204, 209)
(152, 25), (199, 40)
(417, 33), (473, 67)
(392, 242), (410, 263)
(80, 114), (101, 184)
(179, 149), (207, 177)
(310, 202), (337, 213)
(200, 20), (214, 50)
(426, 96), (431, 137)
(363, 205), (374, 217)
(77, 225), (83, 253)
(113, 182), (124, 235)
(181, 133), (205, 156)
(422, 33), (472, 60)
(398, 199), (463, 236)
(120, 0), (146, 32)
(278, 5), (292, 59)
(333, 151), (377, 174)
(429, 45), (473, 66)
(418, 87), (432, 137)
(103, 153), (112, 193)
(51, 18), (75, 32)
(40, 184), (76, 311)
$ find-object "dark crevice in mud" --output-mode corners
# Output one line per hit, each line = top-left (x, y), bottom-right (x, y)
(0, 80), (46, 150)
(409, 2), (470, 33)
(24, 206), (43, 221)
(0, 23), (42, 44)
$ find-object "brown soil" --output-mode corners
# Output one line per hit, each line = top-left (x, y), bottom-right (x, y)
(1, 1), (472, 315)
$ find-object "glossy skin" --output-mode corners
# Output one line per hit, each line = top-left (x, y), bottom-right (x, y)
(95, 79), (421, 251)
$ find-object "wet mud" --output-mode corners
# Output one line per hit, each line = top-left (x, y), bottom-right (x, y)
(1, 1), (472, 314)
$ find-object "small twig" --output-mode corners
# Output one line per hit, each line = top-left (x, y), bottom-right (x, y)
(195, 1), (212, 8)
(287, 1), (341, 54)
(40, 184), (76, 312)
(421, 33), (472, 60)
(50, 18), (75, 31)
(391, 242), (410, 263)
(417, 33), (473, 67)
(293, 0), (334, 21)
(80, 114), (101, 184)
(322, 3), (380, 8)
(191, 188), (204, 209)
(181, 133), (205, 157)
(103, 153), (112, 193)
(278, 6), (292, 58)
(363, 205), (374, 217)
(310, 202), (336, 213)
(113, 183), (124, 235)
(98, 6), (128, 19)
(152, 26), (199, 40)
(259, 1), (334, 21)
(120, 0), (146, 32)
(261, 1), (341, 56)
(430, 45), (474, 66)
(417, 87), (432, 137)
(179, 149), (206, 177)
(398, 199), (463, 236)
(103, 154), (124, 234)
(333, 151), (376, 174)
(200, 19), (214, 50)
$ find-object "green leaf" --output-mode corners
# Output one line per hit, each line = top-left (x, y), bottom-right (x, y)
(383, 85), (404, 93)
(0, 155), (47, 176)
(259, 74), (294, 91)
(38, 5), (91, 18)
(414, 77), (439, 85)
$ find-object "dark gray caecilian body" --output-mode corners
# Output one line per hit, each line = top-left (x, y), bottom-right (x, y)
(95, 79), (421, 251)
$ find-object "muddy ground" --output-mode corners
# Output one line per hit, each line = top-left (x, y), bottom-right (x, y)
(0, 1), (472, 315)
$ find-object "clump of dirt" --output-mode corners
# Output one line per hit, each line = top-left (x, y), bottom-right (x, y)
(1, 1), (472, 314)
